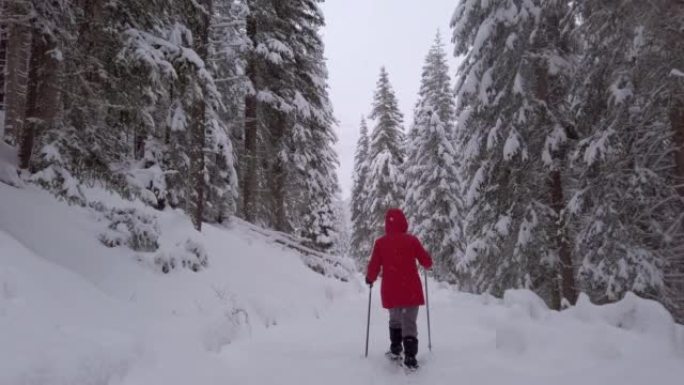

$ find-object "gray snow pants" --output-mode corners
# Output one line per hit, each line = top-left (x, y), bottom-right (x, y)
(388, 307), (419, 338)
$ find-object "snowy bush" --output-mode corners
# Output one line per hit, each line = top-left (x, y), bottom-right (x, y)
(148, 239), (209, 274)
(125, 138), (170, 210)
(29, 131), (112, 206)
(96, 205), (160, 252)
(30, 161), (86, 206)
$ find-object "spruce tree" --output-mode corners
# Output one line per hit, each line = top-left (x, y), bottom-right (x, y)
(242, 0), (339, 245)
(367, 67), (405, 237)
(0, 0), (243, 230)
(569, 0), (684, 307)
(404, 33), (463, 283)
(287, 0), (340, 250)
(350, 117), (372, 262)
(452, 0), (577, 305)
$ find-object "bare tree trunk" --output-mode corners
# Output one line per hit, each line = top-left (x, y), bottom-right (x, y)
(670, 87), (684, 322)
(20, 29), (61, 170)
(0, 20), (6, 129)
(189, 99), (206, 231)
(662, 0), (684, 324)
(673, 98), (684, 197)
(3, 0), (30, 144)
(271, 115), (288, 232)
(550, 168), (577, 306)
(535, 6), (577, 309)
(187, 0), (213, 231)
(242, 15), (258, 223)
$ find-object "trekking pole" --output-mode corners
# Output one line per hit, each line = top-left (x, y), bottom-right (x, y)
(365, 284), (372, 358)
(424, 270), (432, 351)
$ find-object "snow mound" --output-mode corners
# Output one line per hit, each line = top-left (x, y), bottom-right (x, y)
(487, 288), (684, 362)
(0, 231), (140, 385)
(502, 289), (549, 320)
(567, 292), (679, 346)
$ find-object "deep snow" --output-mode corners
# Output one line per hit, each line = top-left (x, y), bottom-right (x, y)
(1, 181), (683, 385)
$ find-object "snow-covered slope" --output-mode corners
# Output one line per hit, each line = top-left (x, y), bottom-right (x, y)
(1, 182), (683, 385)
(0, 183), (355, 385)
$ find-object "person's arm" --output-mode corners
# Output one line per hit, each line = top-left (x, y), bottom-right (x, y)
(366, 240), (382, 285)
(414, 237), (433, 269)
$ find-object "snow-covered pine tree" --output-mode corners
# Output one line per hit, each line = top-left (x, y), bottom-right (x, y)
(242, 0), (291, 226)
(452, 0), (578, 306)
(0, 0), (243, 231)
(240, 0), (340, 246)
(569, 0), (684, 311)
(285, 0), (340, 251)
(112, 0), (224, 230)
(331, 198), (352, 259)
(404, 33), (464, 284)
(367, 67), (405, 238)
(0, 17), (5, 134)
(659, 0), (684, 322)
(350, 117), (373, 263)
(0, 0), (30, 144)
(18, 0), (65, 171)
(202, 0), (247, 224)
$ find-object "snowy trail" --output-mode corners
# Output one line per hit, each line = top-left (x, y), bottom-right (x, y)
(218, 287), (684, 385)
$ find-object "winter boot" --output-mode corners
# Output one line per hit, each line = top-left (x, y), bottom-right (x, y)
(388, 328), (403, 357)
(403, 336), (419, 369)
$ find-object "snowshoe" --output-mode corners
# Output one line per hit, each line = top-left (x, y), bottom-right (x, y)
(403, 356), (419, 371)
(385, 351), (402, 363)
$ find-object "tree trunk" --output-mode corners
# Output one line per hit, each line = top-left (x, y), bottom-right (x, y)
(673, 98), (684, 196)
(535, 6), (577, 309)
(2, 0), (30, 144)
(187, 0), (213, 231)
(670, 86), (684, 322)
(271, 115), (288, 232)
(0, 20), (6, 128)
(550, 168), (577, 306)
(662, 0), (684, 323)
(242, 15), (258, 223)
(20, 29), (61, 170)
(189, 99), (206, 231)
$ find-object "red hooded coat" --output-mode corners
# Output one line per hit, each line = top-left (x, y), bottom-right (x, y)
(366, 208), (433, 309)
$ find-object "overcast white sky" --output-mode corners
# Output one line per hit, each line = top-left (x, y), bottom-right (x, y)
(321, 0), (460, 200)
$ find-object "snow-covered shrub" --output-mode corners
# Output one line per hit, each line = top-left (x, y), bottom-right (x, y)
(124, 137), (169, 210)
(29, 140), (87, 206)
(96, 205), (160, 252)
(151, 239), (209, 274)
(29, 129), (136, 206)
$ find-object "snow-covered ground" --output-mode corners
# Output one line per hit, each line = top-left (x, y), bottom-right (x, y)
(0, 182), (354, 384)
(1, 181), (683, 385)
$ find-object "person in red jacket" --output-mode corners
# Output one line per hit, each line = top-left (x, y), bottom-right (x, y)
(365, 208), (433, 369)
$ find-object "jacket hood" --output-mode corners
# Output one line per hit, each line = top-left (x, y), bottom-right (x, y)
(385, 208), (408, 234)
